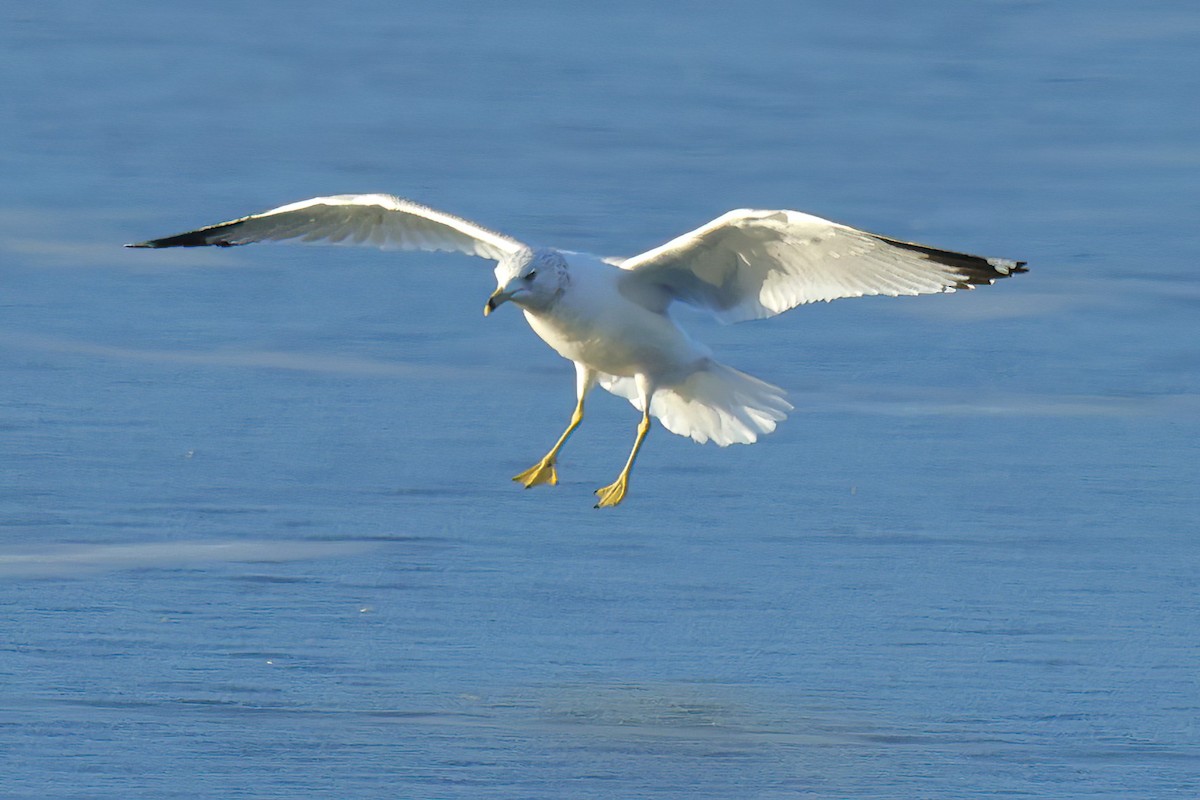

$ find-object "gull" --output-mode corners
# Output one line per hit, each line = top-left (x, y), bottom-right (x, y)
(128, 194), (1027, 507)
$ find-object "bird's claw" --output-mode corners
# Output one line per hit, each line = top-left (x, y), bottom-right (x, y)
(593, 476), (629, 508)
(513, 457), (558, 488)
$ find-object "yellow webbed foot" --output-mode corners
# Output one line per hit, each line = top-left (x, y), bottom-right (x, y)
(593, 475), (629, 508)
(513, 457), (558, 488)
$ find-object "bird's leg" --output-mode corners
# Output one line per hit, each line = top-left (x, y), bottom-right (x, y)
(513, 397), (584, 487)
(594, 402), (652, 509)
(513, 364), (596, 489)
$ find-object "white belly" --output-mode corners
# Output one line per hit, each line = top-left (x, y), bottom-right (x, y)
(523, 303), (706, 379)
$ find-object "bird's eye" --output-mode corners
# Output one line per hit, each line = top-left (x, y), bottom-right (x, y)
(524, 270), (537, 281)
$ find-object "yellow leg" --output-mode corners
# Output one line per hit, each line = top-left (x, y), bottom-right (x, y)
(594, 407), (651, 508)
(513, 397), (585, 488)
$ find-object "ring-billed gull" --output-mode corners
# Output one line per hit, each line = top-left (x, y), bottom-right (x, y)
(128, 194), (1027, 507)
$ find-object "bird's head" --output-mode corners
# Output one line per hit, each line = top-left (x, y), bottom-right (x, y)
(484, 248), (568, 316)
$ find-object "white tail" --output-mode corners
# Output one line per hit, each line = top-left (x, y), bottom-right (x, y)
(599, 362), (792, 446)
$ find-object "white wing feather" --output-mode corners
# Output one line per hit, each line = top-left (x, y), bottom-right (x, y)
(616, 209), (1026, 323)
(127, 194), (526, 261)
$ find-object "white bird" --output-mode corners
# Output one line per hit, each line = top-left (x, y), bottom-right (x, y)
(128, 194), (1026, 507)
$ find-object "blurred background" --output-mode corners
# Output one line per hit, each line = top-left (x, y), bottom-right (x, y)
(2, 2), (1197, 797)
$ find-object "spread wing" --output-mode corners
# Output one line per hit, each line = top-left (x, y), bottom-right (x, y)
(616, 209), (1027, 323)
(126, 193), (527, 261)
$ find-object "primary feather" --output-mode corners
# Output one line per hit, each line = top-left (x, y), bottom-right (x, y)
(617, 208), (1026, 323)
(126, 193), (526, 261)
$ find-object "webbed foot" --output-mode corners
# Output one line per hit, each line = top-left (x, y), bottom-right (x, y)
(593, 475), (629, 508)
(513, 458), (558, 488)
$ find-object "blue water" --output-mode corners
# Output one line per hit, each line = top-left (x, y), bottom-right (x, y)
(2, 2), (1198, 797)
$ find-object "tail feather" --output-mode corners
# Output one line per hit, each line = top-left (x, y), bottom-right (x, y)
(599, 363), (792, 446)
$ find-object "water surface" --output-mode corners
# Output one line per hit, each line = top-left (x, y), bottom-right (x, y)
(2, 2), (1198, 797)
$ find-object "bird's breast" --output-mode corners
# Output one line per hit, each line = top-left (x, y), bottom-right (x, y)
(522, 300), (705, 379)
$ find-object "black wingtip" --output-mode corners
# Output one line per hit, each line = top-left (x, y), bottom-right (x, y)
(871, 234), (1028, 285)
(123, 230), (239, 249)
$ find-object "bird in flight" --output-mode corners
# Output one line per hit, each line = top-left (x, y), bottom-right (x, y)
(128, 194), (1026, 507)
